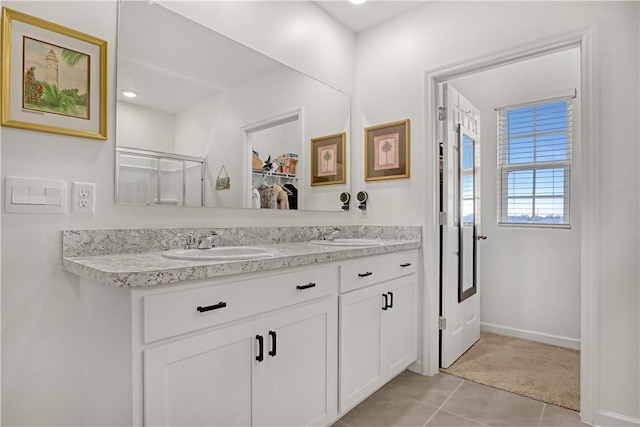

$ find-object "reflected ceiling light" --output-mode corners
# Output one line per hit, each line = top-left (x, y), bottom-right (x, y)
(122, 90), (137, 98)
(349, 0), (367, 4)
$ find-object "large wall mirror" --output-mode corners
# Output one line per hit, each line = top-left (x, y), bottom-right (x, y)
(115, 0), (351, 211)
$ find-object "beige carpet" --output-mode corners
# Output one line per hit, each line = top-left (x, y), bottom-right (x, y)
(441, 331), (580, 411)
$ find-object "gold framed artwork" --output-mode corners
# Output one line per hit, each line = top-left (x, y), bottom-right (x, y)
(1, 8), (107, 140)
(365, 119), (410, 181)
(310, 132), (346, 186)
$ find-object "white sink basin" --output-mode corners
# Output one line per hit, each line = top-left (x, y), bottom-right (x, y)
(162, 246), (279, 261)
(309, 238), (384, 247)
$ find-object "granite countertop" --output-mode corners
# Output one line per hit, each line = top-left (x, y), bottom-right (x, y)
(63, 239), (421, 288)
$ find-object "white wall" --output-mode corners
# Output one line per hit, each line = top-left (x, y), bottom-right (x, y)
(355, 1), (638, 424)
(115, 102), (176, 153)
(0, 1), (355, 425)
(451, 48), (582, 348)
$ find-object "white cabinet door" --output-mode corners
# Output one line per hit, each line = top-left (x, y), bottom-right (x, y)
(267, 298), (338, 426)
(144, 298), (337, 427)
(340, 274), (418, 413)
(339, 283), (385, 412)
(144, 320), (264, 426)
(380, 276), (418, 376)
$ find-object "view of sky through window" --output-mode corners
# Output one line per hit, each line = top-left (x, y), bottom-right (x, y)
(500, 100), (571, 225)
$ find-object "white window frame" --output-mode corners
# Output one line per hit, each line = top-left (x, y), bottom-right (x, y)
(496, 90), (576, 228)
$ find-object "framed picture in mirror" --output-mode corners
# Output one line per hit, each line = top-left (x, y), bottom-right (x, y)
(311, 132), (346, 186)
(365, 119), (410, 181)
(1, 8), (107, 140)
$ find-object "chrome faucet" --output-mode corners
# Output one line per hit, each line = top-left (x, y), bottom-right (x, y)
(323, 227), (341, 241)
(197, 231), (218, 249)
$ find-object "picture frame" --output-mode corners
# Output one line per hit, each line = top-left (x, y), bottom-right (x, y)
(1, 8), (107, 140)
(365, 119), (410, 181)
(310, 132), (346, 186)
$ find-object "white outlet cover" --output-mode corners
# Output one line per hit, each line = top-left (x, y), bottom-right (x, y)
(72, 182), (96, 214)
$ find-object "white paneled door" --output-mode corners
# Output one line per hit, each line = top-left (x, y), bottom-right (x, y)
(440, 83), (483, 368)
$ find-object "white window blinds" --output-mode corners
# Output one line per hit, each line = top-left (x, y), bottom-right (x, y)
(497, 93), (574, 226)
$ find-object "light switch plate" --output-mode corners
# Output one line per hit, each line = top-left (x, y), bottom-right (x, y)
(72, 182), (96, 214)
(5, 177), (66, 214)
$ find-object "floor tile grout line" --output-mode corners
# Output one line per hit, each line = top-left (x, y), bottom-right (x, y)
(422, 378), (466, 426)
(437, 407), (492, 427)
(538, 403), (547, 427)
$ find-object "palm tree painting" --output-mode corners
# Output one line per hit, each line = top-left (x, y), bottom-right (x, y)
(22, 37), (89, 119)
(318, 144), (337, 176)
(374, 133), (400, 171)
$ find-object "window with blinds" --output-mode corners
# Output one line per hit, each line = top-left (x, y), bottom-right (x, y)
(497, 95), (573, 226)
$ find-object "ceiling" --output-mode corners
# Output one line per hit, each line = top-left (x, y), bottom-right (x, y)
(313, 1), (428, 33)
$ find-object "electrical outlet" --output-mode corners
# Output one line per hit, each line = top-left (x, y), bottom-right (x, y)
(72, 182), (96, 214)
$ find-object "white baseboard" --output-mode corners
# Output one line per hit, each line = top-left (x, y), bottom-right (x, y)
(596, 410), (640, 427)
(480, 322), (581, 350)
(408, 359), (424, 375)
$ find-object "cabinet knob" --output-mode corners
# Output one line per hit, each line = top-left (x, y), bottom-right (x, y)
(382, 294), (389, 310)
(358, 272), (373, 278)
(400, 263), (411, 267)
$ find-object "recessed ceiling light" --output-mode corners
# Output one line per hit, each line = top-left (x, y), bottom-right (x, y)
(349, 0), (367, 4)
(122, 90), (137, 98)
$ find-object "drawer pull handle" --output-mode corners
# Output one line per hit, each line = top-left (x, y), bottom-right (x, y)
(400, 263), (412, 267)
(256, 335), (264, 362)
(382, 293), (389, 310)
(196, 301), (227, 313)
(296, 283), (316, 290)
(358, 272), (373, 278)
(387, 291), (394, 309)
(269, 330), (277, 357)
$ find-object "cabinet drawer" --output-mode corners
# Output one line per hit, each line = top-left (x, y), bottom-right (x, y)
(143, 265), (338, 343)
(340, 250), (418, 293)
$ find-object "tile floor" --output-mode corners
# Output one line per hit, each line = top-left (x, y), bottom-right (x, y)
(333, 370), (589, 427)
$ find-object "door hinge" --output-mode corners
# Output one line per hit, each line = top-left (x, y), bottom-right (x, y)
(438, 106), (447, 121)
(438, 317), (447, 330)
(439, 212), (448, 225)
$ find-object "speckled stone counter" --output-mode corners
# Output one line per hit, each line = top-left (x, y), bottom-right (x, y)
(62, 226), (421, 288)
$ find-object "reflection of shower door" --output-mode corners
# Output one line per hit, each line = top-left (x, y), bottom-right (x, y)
(440, 83), (483, 368)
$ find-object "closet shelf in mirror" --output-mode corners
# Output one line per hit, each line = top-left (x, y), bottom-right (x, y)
(252, 170), (297, 179)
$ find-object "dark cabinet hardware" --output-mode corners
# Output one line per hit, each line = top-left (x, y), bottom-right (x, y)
(358, 272), (373, 278)
(388, 292), (394, 309)
(256, 335), (264, 362)
(196, 301), (227, 313)
(382, 294), (389, 310)
(296, 283), (316, 290)
(400, 263), (412, 267)
(269, 331), (277, 357)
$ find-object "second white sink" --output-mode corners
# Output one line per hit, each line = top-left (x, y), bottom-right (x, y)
(162, 246), (279, 261)
(309, 238), (384, 247)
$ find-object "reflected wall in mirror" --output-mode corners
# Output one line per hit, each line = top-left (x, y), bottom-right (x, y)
(115, 0), (350, 211)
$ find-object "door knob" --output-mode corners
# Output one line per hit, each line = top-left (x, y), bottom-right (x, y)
(477, 235), (487, 240)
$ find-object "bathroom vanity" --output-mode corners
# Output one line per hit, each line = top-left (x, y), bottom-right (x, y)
(62, 226), (421, 426)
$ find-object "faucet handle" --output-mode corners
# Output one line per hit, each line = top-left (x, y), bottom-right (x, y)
(178, 232), (197, 249)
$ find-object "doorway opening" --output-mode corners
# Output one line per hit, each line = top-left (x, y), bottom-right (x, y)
(242, 110), (302, 209)
(424, 26), (599, 424)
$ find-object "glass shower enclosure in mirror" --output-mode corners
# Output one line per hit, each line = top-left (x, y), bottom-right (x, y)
(115, 0), (350, 211)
